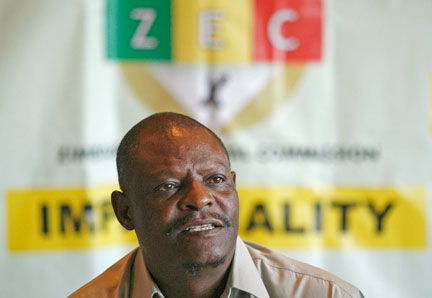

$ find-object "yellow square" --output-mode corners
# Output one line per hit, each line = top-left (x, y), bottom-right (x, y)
(172, 0), (252, 63)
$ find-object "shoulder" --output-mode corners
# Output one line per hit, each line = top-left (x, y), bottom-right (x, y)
(243, 240), (364, 298)
(68, 248), (139, 298)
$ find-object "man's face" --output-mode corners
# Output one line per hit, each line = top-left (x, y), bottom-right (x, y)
(124, 126), (239, 273)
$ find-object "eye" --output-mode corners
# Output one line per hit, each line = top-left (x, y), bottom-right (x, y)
(207, 175), (226, 184)
(154, 182), (179, 192)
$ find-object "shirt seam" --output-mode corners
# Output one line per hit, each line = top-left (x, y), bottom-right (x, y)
(251, 257), (358, 298)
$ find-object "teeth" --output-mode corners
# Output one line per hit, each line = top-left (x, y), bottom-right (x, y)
(186, 224), (215, 232)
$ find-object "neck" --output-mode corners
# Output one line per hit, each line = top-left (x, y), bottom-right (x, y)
(148, 253), (234, 298)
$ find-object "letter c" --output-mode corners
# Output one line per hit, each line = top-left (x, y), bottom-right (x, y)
(267, 9), (299, 51)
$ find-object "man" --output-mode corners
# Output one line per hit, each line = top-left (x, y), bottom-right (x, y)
(69, 112), (364, 298)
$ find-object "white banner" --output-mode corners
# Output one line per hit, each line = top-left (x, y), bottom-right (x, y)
(1, 0), (431, 297)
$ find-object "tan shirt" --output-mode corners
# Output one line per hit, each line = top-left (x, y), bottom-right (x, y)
(69, 238), (364, 298)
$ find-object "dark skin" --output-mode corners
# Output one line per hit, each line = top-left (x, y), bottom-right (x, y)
(111, 122), (239, 298)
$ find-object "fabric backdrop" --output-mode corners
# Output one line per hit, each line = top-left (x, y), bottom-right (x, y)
(1, 0), (431, 297)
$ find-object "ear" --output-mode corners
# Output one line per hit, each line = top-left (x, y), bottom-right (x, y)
(231, 171), (236, 186)
(111, 190), (135, 230)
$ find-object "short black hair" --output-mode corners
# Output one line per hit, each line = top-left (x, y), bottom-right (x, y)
(116, 112), (230, 193)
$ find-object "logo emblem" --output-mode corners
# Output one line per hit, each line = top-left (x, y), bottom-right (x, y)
(107, 0), (322, 131)
(121, 63), (305, 131)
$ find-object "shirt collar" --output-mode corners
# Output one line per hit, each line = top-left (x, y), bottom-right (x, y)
(131, 248), (164, 298)
(131, 237), (269, 298)
(226, 237), (270, 298)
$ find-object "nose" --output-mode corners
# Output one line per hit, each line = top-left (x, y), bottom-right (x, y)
(178, 180), (213, 211)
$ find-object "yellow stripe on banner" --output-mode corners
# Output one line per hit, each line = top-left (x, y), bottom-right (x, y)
(7, 186), (426, 251)
(7, 186), (137, 251)
(238, 187), (426, 248)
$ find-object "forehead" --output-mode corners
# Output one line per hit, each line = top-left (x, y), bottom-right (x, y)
(133, 126), (229, 169)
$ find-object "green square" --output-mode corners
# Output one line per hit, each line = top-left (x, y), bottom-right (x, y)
(107, 0), (171, 60)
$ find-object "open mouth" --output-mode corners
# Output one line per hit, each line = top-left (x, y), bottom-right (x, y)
(168, 216), (228, 237)
(183, 223), (217, 233)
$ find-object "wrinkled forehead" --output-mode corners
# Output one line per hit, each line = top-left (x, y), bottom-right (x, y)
(134, 126), (228, 164)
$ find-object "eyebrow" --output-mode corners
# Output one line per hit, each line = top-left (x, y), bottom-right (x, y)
(197, 162), (229, 173)
(145, 160), (229, 178)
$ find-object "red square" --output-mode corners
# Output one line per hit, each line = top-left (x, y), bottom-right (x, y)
(254, 0), (322, 62)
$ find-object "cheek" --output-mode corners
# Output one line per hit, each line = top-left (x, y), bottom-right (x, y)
(131, 201), (177, 232)
(231, 192), (240, 224)
(232, 200), (240, 228)
(218, 191), (240, 224)
(228, 189), (240, 209)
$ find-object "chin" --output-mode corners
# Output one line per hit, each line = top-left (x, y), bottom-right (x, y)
(190, 239), (235, 268)
(181, 252), (228, 276)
